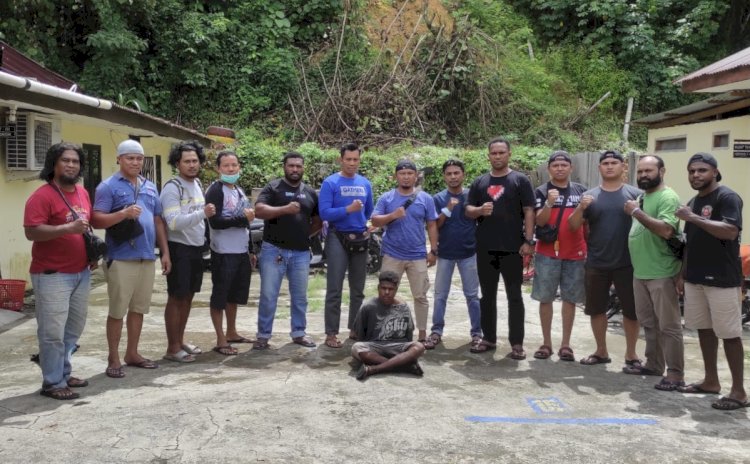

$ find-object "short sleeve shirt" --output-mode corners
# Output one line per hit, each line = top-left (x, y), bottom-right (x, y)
(93, 173), (161, 260)
(433, 188), (476, 260)
(467, 171), (535, 252)
(583, 184), (641, 270)
(628, 187), (682, 279)
(256, 179), (319, 251)
(685, 185), (743, 287)
(352, 297), (414, 342)
(24, 183), (91, 274)
(534, 182), (587, 260)
(374, 190), (438, 260)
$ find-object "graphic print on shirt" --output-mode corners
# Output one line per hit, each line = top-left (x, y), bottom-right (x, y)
(341, 186), (366, 197)
(487, 185), (504, 201)
(701, 205), (713, 218)
(376, 305), (411, 340)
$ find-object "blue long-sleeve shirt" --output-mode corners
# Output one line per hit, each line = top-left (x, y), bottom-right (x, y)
(318, 173), (374, 233)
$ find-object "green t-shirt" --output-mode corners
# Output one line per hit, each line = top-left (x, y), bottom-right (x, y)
(628, 187), (682, 279)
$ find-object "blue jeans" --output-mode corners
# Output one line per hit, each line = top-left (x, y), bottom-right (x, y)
(31, 269), (90, 390)
(257, 242), (311, 340)
(431, 256), (482, 337)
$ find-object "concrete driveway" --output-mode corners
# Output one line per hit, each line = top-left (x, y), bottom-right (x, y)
(0, 268), (748, 463)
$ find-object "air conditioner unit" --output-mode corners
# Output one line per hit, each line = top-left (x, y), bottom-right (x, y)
(5, 113), (61, 170)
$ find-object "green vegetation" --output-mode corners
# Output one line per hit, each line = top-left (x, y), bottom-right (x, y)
(2, 0), (748, 178)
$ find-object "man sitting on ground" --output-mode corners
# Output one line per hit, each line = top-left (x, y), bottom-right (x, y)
(351, 271), (426, 381)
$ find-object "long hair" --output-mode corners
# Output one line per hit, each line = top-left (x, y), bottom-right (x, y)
(39, 142), (85, 182)
(168, 140), (206, 167)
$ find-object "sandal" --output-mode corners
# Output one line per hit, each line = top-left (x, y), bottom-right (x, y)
(622, 359), (661, 376)
(580, 354), (612, 365)
(40, 387), (79, 400)
(126, 359), (159, 369)
(212, 345), (239, 356)
(252, 338), (270, 351)
(469, 339), (496, 353)
(324, 336), (342, 349)
(181, 343), (203, 355)
(423, 333), (441, 350)
(654, 378), (685, 392)
(558, 346), (575, 362)
(533, 345), (552, 360)
(163, 349), (196, 363)
(509, 344), (526, 360)
(105, 366), (126, 378)
(293, 336), (316, 347)
(67, 377), (89, 388)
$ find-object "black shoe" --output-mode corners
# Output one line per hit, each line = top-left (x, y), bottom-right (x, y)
(356, 364), (369, 381)
(410, 361), (424, 377)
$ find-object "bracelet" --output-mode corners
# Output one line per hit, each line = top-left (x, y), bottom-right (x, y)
(545, 201), (554, 209)
(630, 208), (641, 217)
(441, 207), (452, 218)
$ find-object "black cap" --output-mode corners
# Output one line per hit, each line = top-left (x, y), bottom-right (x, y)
(688, 152), (722, 182)
(548, 150), (572, 166)
(395, 159), (417, 172)
(599, 150), (624, 162)
(378, 270), (400, 285)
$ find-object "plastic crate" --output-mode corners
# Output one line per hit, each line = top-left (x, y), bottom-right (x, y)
(0, 279), (26, 311)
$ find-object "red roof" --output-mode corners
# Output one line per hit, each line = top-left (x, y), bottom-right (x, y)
(0, 41), (77, 89)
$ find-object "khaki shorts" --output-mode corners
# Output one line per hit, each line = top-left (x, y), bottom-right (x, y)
(104, 260), (156, 319)
(683, 283), (742, 339)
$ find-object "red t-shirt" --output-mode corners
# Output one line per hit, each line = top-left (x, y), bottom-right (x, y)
(534, 182), (587, 261)
(24, 183), (91, 274)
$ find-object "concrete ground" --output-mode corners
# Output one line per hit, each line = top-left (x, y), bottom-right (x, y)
(0, 267), (748, 464)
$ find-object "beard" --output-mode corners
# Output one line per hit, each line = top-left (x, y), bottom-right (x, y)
(57, 173), (80, 185)
(637, 175), (662, 190)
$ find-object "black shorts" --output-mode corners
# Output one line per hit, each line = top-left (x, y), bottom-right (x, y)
(584, 265), (636, 320)
(210, 252), (251, 310)
(166, 241), (204, 297)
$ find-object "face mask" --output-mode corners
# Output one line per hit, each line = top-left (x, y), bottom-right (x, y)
(220, 173), (240, 184)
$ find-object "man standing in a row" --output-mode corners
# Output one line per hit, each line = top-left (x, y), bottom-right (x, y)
(319, 143), (374, 348)
(624, 155), (684, 387)
(466, 138), (535, 359)
(93, 139), (171, 378)
(372, 160), (438, 343)
(254, 152), (321, 349)
(569, 150), (641, 368)
(160, 141), (215, 363)
(677, 153), (747, 410)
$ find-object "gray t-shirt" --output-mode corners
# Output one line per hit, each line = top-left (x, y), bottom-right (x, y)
(160, 177), (207, 247)
(353, 297), (414, 343)
(210, 185), (250, 254)
(583, 184), (642, 270)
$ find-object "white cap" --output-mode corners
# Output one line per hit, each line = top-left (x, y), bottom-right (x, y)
(117, 139), (144, 157)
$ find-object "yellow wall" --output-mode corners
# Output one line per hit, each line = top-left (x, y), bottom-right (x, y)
(647, 115), (750, 239)
(0, 121), (174, 284)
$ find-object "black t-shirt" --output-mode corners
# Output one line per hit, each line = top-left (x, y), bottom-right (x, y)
(685, 185), (743, 287)
(256, 179), (319, 250)
(583, 184), (642, 270)
(352, 297), (414, 342)
(467, 171), (535, 251)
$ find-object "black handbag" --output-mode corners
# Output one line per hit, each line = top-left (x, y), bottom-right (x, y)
(53, 184), (107, 262)
(336, 230), (370, 253)
(106, 179), (145, 243)
(535, 189), (568, 244)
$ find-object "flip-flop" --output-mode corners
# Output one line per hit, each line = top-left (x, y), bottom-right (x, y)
(181, 343), (203, 355)
(558, 346), (575, 362)
(654, 378), (685, 392)
(580, 354), (612, 365)
(356, 364), (370, 381)
(325, 336), (343, 349)
(226, 336), (254, 344)
(533, 345), (552, 360)
(423, 333), (441, 350)
(509, 345), (526, 360)
(105, 366), (126, 378)
(67, 377), (89, 388)
(212, 345), (238, 356)
(622, 360), (661, 375)
(40, 387), (79, 400)
(677, 383), (720, 394)
(711, 397), (750, 410)
(470, 339), (497, 353)
(126, 359), (159, 369)
(163, 349), (196, 363)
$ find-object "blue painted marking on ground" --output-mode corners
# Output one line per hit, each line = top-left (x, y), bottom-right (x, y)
(526, 397), (567, 414)
(465, 416), (657, 425)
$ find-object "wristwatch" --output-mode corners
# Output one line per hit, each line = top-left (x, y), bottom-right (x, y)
(524, 238), (537, 246)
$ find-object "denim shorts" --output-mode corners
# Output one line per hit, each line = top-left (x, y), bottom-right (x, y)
(531, 254), (585, 304)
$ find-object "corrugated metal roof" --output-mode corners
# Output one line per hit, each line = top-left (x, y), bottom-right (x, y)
(675, 46), (750, 84)
(0, 41), (76, 89)
(633, 92), (749, 125)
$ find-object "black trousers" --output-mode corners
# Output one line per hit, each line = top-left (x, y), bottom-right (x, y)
(477, 250), (525, 345)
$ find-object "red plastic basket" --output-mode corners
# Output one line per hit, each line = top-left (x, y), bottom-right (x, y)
(0, 279), (26, 311)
